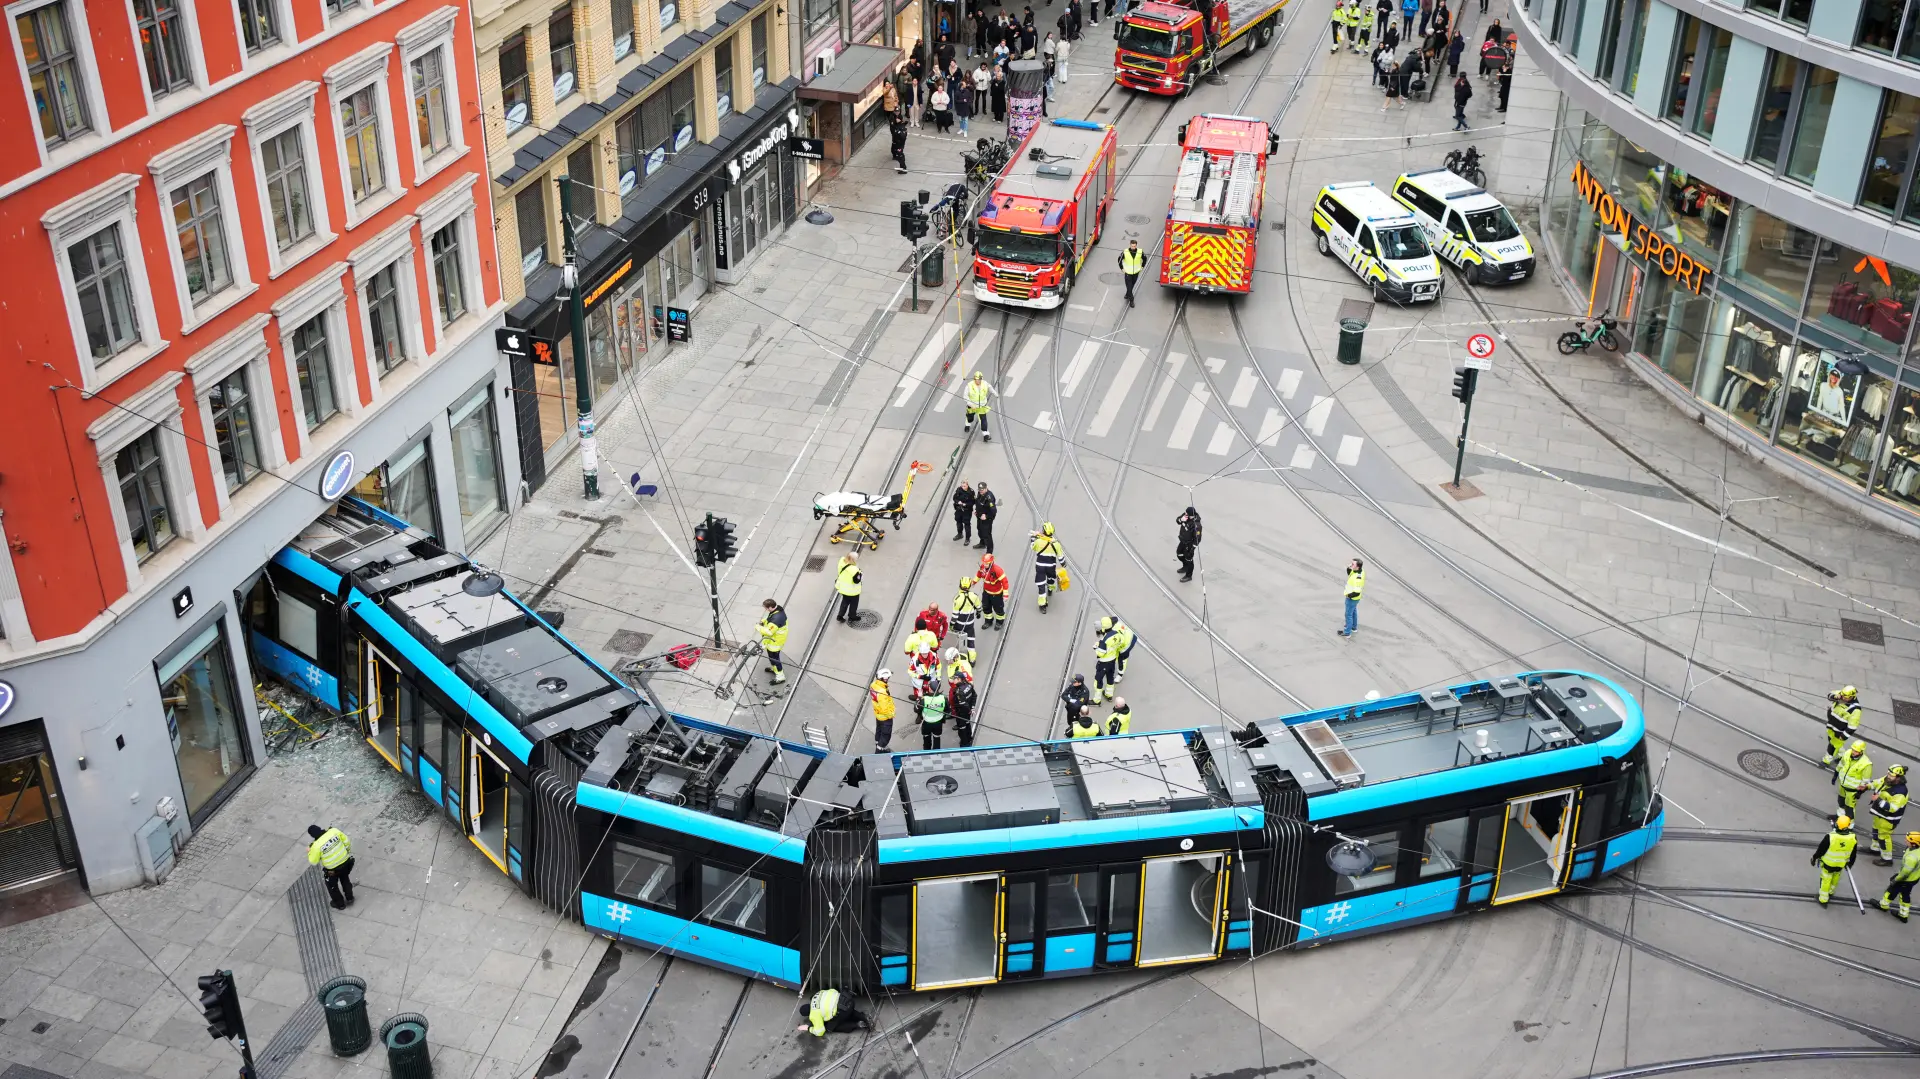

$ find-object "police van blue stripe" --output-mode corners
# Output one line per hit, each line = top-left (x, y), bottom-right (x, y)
(877, 805), (1260, 864)
(576, 780), (807, 864)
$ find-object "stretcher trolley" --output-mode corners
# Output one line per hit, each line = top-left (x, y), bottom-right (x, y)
(813, 460), (933, 550)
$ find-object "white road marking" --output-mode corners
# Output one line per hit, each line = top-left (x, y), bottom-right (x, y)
(1142, 352), (1187, 431)
(1060, 341), (1101, 397)
(1068, 303), (1097, 311)
(1278, 368), (1303, 400)
(1256, 408), (1288, 446)
(934, 329), (1000, 413)
(1168, 385), (1210, 450)
(894, 322), (960, 406)
(1336, 435), (1364, 466)
(1005, 334), (1049, 398)
(1035, 410), (1054, 432)
(1229, 366), (1257, 408)
(1087, 346), (1148, 437)
(1206, 422), (1235, 455)
(1204, 356), (1226, 373)
(1305, 395), (1333, 436)
(1289, 444), (1317, 470)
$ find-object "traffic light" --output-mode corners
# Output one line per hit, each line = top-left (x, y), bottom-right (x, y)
(1451, 366), (1478, 403)
(710, 518), (738, 563)
(692, 520), (714, 568)
(898, 199), (927, 241)
(197, 971), (239, 1040)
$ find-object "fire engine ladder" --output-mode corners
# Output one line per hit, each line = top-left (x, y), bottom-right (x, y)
(1221, 152), (1258, 225)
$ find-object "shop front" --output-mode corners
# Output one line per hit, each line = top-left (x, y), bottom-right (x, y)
(798, 44), (902, 179)
(713, 106), (802, 285)
(1545, 100), (1920, 526)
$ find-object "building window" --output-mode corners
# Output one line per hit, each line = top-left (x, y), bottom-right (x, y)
(1750, 52), (1800, 171)
(1861, 0), (1902, 53)
(365, 263), (405, 373)
(1785, 66), (1838, 184)
(411, 48), (451, 160)
(1903, 2), (1920, 62)
(324, 0), (357, 16)
(449, 384), (504, 536)
(1783, 0), (1812, 26)
(208, 369), (261, 492)
(117, 429), (175, 561)
(158, 621), (251, 820)
(566, 144), (594, 195)
(1804, 240), (1917, 357)
(615, 74), (697, 203)
(355, 437), (437, 536)
(516, 185), (546, 278)
(1665, 15), (1701, 123)
(661, 0), (679, 31)
(612, 0), (633, 59)
(716, 38), (735, 118)
(261, 128), (314, 250)
(17, 2), (91, 147)
(171, 175), (233, 304)
(70, 225), (141, 361)
(500, 35), (529, 133)
(1687, 27), (1733, 138)
(133, 0), (192, 98)
(1749, 0), (1782, 15)
(550, 6), (576, 100)
(1865, 91), (1920, 217)
(340, 85), (386, 203)
(752, 15), (768, 86)
(803, 0), (833, 36)
(430, 222), (466, 325)
(235, 0), (279, 53)
(1725, 202), (1818, 313)
(1614, 0), (1650, 96)
(292, 314), (337, 425)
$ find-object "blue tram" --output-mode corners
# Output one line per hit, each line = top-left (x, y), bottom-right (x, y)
(246, 501), (1664, 993)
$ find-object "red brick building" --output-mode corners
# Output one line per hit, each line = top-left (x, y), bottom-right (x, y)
(0, 0), (522, 894)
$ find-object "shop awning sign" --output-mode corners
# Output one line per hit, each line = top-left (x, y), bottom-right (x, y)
(1570, 161), (1712, 295)
(788, 137), (826, 160)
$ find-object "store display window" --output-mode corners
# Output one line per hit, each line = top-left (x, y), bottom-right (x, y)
(1658, 171), (1729, 270)
(1636, 272), (1712, 390)
(1873, 382), (1920, 509)
(1805, 240), (1918, 355)
(1697, 301), (1792, 438)
(1723, 204), (1816, 314)
(158, 619), (251, 821)
(1773, 347), (1887, 485)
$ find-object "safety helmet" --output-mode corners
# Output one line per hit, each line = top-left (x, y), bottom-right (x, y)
(944, 647), (957, 661)
(1909, 831), (1920, 846)
(980, 553), (995, 565)
(1041, 522), (1054, 536)
(877, 668), (892, 680)
(1851, 740), (1868, 754)
(961, 576), (975, 589)
(1891, 764), (1909, 778)
(1842, 685), (1859, 698)
(1836, 814), (1853, 829)
(1097, 616), (1113, 632)
(972, 371), (984, 380)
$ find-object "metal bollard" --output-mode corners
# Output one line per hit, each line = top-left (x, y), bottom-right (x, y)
(381, 1012), (432, 1079)
(318, 975), (371, 1056)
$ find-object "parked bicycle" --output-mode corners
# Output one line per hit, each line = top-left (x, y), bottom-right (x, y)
(1444, 144), (1486, 187)
(963, 137), (1013, 190)
(1557, 312), (1622, 354)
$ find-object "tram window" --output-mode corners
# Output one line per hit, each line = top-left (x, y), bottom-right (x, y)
(1577, 790), (1612, 847)
(1004, 880), (1036, 941)
(416, 692), (447, 769)
(702, 863), (768, 934)
(1046, 871), (1098, 932)
(1622, 763), (1651, 827)
(1419, 817), (1470, 878)
(610, 840), (679, 910)
(1106, 870), (1139, 932)
(1333, 829), (1401, 895)
(1469, 811), (1504, 874)
(878, 891), (911, 953)
(279, 593), (320, 659)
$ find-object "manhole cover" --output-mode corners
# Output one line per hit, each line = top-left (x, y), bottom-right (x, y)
(1100, 272), (1123, 284)
(1895, 698), (1920, 732)
(1270, 221), (1286, 231)
(849, 611), (881, 630)
(1737, 749), (1789, 781)
(804, 554), (828, 573)
(1841, 618), (1885, 645)
(607, 629), (652, 654)
(1126, 213), (1151, 224)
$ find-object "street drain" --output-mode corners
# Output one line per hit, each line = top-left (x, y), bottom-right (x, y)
(1737, 749), (1789, 781)
(849, 611), (881, 630)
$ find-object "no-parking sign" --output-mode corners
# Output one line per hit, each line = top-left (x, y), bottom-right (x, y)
(1465, 333), (1497, 370)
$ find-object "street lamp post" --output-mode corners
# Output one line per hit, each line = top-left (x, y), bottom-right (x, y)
(558, 175), (600, 500)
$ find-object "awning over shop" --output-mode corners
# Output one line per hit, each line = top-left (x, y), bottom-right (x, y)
(796, 44), (901, 103)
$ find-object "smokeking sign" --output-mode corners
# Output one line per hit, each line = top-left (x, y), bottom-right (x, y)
(724, 108), (803, 186)
(1570, 161), (1713, 294)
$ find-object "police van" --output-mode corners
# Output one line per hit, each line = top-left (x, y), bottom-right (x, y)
(1391, 167), (1535, 285)
(1310, 182), (1443, 303)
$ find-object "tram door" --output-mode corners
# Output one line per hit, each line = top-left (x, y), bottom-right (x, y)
(1492, 788), (1576, 904)
(467, 738), (512, 873)
(1002, 873), (1042, 979)
(1135, 853), (1228, 966)
(360, 641), (402, 770)
(911, 873), (1004, 990)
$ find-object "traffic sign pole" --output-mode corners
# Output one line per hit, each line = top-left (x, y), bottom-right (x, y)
(1451, 335), (1496, 491)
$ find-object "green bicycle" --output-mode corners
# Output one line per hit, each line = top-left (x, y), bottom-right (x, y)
(1557, 312), (1621, 354)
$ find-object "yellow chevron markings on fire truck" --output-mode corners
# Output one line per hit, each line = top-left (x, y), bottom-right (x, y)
(1168, 223), (1249, 290)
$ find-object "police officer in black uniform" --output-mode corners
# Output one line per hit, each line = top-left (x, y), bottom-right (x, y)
(973, 481), (998, 552)
(952, 480), (976, 543)
(1175, 506), (1202, 582)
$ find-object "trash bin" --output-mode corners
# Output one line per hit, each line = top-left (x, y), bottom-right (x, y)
(1336, 317), (1368, 366)
(920, 246), (944, 288)
(318, 975), (371, 1056)
(381, 1012), (432, 1079)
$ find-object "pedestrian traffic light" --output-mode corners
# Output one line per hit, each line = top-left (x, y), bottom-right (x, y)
(692, 520), (714, 567)
(899, 200), (915, 239)
(197, 971), (240, 1040)
(1451, 366), (1478, 403)
(710, 518), (738, 562)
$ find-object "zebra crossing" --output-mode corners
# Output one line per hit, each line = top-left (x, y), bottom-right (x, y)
(883, 323), (1372, 477)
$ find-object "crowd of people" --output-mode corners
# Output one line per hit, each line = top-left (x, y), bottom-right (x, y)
(1329, 0), (1513, 119)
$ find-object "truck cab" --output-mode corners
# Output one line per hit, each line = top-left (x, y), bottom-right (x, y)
(1115, 0), (1284, 94)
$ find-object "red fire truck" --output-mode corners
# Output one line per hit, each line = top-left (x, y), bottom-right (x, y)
(971, 119), (1119, 310)
(1115, 0), (1288, 95)
(1160, 114), (1277, 294)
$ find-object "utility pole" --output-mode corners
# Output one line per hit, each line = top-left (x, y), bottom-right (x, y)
(559, 175), (600, 500)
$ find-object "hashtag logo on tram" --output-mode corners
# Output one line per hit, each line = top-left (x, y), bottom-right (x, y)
(1323, 902), (1352, 925)
(608, 902), (633, 925)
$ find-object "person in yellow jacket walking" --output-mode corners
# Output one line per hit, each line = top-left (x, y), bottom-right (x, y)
(1837, 741), (1874, 814)
(307, 824), (355, 908)
(1093, 618), (1120, 701)
(1881, 831), (1920, 922)
(1824, 685), (1862, 767)
(1337, 558), (1365, 637)
(1811, 814), (1859, 907)
(870, 669), (896, 750)
(951, 577), (982, 662)
(1031, 523), (1064, 611)
(964, 371), (994, 442)
(1869, 764), (1908, 864)
(757, 599), (789, 685)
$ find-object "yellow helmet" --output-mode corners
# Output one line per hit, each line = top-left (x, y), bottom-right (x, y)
(1891, 764), (1909, 778)
(1041, 522), (1054, 536)
(1851, 740), (1868, 754)
(960, 576), (975, 590)
(1842, 685), (1859, 698)
(1908, 831), (1920, 846)
(971, 371), (984, 380)
(1836, 814), (1853, 829)
(1097, 616), (1113, 632)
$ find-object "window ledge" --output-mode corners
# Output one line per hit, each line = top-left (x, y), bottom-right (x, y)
(84, 338), (173, 395)
(416, 148), (462, 187)
(243, 41), (301, 76)
(342, 186), (405, 230)
(42, 130), (111, 173)
(147, 84), (216, 124)
(179, 282), (262, 336)
(432, 311), (483, 355)
(268, 231), (339, 280)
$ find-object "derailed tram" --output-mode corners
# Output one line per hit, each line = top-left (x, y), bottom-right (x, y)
(248, 500), (1665, 993)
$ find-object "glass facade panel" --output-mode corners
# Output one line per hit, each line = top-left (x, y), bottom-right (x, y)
(1662, 172), (1729, 270)
(1724, 203), (1816, 312)
(1699, 301), (1793, 438)
(1860, 0), (1901, 53)
(1751, 53), (1800, 170)
(1666, 15), (1701, 123)
(1786, 66), (1838, 184)
(1867, 92), (1919, 216)
(1689, 28), (1733, 138)
(1773, 350), (1888, 487)
(449, 384), (504, 539)
(1874, 383), (1920, 508)
(1636, 272), (1712, 389)
(1784, 0), (1812, 25)
(158, 622), (249, 819)
(1805, 240), (1918, 355)
(1904, 3), (1920, 62)
(1618, 0), (1650, 95)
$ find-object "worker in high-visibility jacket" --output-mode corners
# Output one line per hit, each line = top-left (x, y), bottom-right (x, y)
(964, 371), (993, 441)
(834, 554), (863, 623)
(306, 824), (355, 908)
(919, 683), (948, 749)
(1337, 558), (1365, 637)
(1824, 685), (1862, 766)
(1869, 764), (1909, 864)
(1092, 618), (1120, 701)
(1811, 815), (1859, 907)
(904, 618), (940, 701)
(1110, 617), (1136, 680)
(944, 647), (973, 685)
(757, 599), (789, 685)
(1837, 741), (1874, 813)
(1068, 709), (1104, 738)
(978, 555), (1010, 628)
(951, 577), (982, 662)
(1881, 831), (1920, 922)
(1031, 524), (1064, 611)
(870, 669), (896, 751)
(797, 988), (870, 1036)
(1106, 697), (1133, 736)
